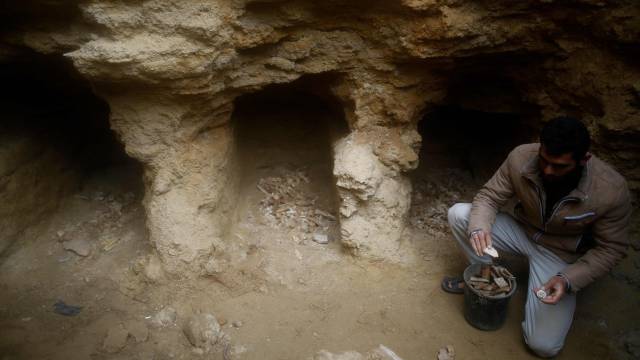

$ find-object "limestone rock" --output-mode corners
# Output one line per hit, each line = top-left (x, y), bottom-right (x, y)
(103, 324), (128, 353)
(62, 238), (91, 257)
(150, 307), (177, 328)
(437, 345), (455, 360)
(183, 313), (223, 352)
(143, 254), (166, 284)
(312, 350), (365, 360)
(312, 345), (404, 360)
(312, 233), (329, 245)
(203, 258), (227, 276)
(125, 321), (149, 343)
(370, 345), (404, 360)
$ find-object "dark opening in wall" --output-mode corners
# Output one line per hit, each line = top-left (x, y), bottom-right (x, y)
(409, 64), (537, 233)
(0, 52), (136, 172)
(230, 75), (348, 243)
(415, 61), (538, 183)
(409, 105), (534, 233)
(0, 50), (144, 253)
(416, 106), (533, 182)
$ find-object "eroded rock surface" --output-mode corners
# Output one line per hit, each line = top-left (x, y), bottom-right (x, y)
(2, 0), (638, 274)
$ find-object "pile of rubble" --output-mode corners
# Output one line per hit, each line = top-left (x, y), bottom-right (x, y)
(257, 167), (336, 242)
(55, 190), (138, 258)
(410, 169), (474, 235)
(467, 265), (515, 297)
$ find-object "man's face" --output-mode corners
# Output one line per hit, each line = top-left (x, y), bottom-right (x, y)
(538, 146), (578, 183)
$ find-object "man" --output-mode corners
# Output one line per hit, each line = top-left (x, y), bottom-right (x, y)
(442, 117), (632, 357)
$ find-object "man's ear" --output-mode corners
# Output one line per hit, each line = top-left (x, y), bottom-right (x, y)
(579, 152), (592, 166)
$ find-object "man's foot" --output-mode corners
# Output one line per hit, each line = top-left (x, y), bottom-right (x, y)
(441, 276), (465, 294)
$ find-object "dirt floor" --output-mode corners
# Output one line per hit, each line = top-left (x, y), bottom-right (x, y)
(1, 109), (639, 359)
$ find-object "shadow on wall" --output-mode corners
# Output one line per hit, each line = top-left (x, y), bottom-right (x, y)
(416, 106), (535, 184)
(0, 50), (143, 255)
(415, 58), (540, 184)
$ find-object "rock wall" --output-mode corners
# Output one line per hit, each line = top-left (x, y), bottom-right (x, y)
(2, 0), (638, 275)
(0, 133), (79, 254)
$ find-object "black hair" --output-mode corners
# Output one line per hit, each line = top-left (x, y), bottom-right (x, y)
(540, 117), (591, 161)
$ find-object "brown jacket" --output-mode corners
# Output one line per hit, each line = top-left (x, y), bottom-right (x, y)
(469, 143), (632, 291)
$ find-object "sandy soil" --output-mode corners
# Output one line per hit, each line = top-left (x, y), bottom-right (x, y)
(1, 110), (639, 360)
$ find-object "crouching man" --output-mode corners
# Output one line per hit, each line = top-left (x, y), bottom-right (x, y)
(442, 117), (632, 357)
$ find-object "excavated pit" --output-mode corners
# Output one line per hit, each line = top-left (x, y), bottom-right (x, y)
(221, 78), (351, 286)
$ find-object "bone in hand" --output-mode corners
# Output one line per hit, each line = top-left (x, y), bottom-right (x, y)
(483, 245), (499, 258)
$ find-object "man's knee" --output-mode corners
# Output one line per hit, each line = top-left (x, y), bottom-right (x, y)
(447, 203), (471, 228)
(524, 332), (563, 358)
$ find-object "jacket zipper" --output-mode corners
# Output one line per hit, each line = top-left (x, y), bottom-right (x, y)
(526, 176), (581, 231)
(544, 197), (580, 230)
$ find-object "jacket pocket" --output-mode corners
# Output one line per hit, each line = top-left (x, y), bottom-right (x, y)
(563, 211), (596, 222)
(539, 233), (582, 253)
(563, 211), (596, 228)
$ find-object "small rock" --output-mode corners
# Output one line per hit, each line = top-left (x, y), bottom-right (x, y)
(62, 238), (91, 257)
(56, 230), (65, 239)
(313, 350), (364, 360)
(232, 320), (243, 328)
(110, 201), (123, 214)
(183, 313), (222, 352)
(371, 345), (404, 360)
(150, 306), (177, 328)
(143, 255), (166, 283)
(312, 233), (329, 244)
(125, 320), (149, 343)
(230, 344), (248, 357)
(94, 191), (106, 201)
(103, 324), (128, 353)
(437, 345), (455, 360)
(204, 259), (226, 276)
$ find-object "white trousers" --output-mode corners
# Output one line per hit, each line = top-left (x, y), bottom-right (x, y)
(448, 203), (576, 358)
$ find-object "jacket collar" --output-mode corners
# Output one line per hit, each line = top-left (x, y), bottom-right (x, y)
(519, 145), (592, 201)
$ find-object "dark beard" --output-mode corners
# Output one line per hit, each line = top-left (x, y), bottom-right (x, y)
(542, 166), (582, 188)
(542, 166), (583, 221)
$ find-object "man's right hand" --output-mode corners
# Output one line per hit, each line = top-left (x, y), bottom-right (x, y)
(469, 230), (492, 257)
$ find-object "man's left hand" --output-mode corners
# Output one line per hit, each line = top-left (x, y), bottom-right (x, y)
(534, 275), (567, 305)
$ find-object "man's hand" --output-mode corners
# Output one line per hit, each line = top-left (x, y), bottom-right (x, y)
(469, 230), (492, 257)
(534, 276), (567, 305)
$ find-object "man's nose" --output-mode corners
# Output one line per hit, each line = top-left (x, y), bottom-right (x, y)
(543, 165), (555, 175)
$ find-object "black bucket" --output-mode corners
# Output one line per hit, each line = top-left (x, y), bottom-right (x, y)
(463, 263), (517, 331)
